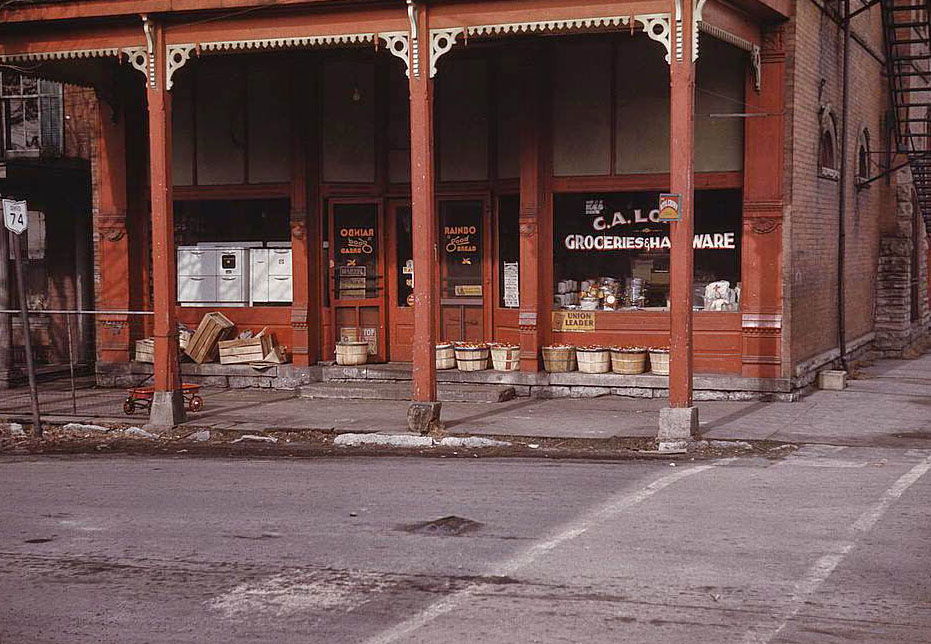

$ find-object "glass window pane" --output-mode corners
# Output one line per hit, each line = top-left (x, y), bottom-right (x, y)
(439, 201), (483, 299)
(5, 98), (25, 150)
(24, 97), (39, 150)
(21, 75), (37, 96)
(2, 71), (20, 97)
(396, 206), (413, 307)
(333, 203), (379, 300)
(497, 195), (520, 308)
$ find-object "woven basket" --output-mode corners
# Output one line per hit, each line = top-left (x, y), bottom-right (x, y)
(542, 346), (576, 372)
(435, 343), (456, 370)
(490, 345), (520, 371)
(336, 341), (369, 366)
(576, 348), (611, 374)
(611, 349), (647, 375)
(455, 345), (489, 371)
(649, 350), (670, 375)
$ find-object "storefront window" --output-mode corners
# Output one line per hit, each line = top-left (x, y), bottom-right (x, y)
(553, 190), (742, 311)
(498, 195), (520, 308)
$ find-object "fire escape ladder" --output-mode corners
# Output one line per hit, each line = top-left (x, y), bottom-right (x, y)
(882, 0), (931, 229)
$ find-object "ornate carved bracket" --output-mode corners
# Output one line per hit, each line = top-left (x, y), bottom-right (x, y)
(142, 15), (157, 89)
(698, 21), (762, 91)
(379, 32), (411, 77)
(122, 47), (150, 85)
(166, 44), (194, 91)
(430, 28), (463, 78)
(407, 0), (421, 78)
(635, 16), (672, 65)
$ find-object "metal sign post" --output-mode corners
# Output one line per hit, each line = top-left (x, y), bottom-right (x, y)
(3, 199), (41, 437)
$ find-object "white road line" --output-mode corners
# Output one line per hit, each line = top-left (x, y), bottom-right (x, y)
(365, 460), (731, 644)
(743, 452), (931, 644)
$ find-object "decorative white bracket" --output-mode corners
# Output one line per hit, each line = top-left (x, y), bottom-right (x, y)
(751, 45), (761, 91)
(166, 44), (194, 91)
(635, 15), (672, 65)
(693, 0), (709, 62)
(122, 47), (150, 84)
(379, 32), (411, 77)
(142, 15), (156, 89)
(430, 28), (463, 77)
(407, 0), (420, 78)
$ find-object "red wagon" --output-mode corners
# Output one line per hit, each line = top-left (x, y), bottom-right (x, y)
(123, 383), (204, 415)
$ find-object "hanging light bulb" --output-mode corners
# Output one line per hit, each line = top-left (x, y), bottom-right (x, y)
(352, 86), (361, 102)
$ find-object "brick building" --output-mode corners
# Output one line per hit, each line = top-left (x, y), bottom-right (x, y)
(0, 0), (928, 430)
(0, 74), (97, 386)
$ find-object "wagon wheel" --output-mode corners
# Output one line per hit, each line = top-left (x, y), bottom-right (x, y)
(188, 396), (203, 413)
(123, 399), (136, 415)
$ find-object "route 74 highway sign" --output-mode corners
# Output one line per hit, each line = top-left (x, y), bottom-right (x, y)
(2, 198), (28, 235)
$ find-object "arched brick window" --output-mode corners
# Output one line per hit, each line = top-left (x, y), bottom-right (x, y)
(856, 127), (871, 186)
(819, 109), (839, 180)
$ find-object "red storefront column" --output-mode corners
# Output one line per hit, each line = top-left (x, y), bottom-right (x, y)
(289, 66), (314, 366)
(660, 5), (699, 440)
(741, 26), (786, 378)
(407, 2), (441, 433)
(517, 49), (550, 371)
(95, 99), (131, 363)
(146, 19), (185, 427)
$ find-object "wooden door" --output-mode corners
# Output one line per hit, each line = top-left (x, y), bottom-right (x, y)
(387, 202), (415, 361)
(328, 200), (386, 362)
(439, 200), (487, 343)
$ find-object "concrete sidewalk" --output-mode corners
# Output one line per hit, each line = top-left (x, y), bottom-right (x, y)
(1, 352), (929, 448)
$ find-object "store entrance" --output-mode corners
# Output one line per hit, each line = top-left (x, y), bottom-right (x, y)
(439, 200), (488, 343)
(387, 202), (415, 361)
(328, 200), (386, 362)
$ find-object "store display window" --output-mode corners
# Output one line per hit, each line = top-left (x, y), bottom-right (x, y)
(553, 190), (742, 311)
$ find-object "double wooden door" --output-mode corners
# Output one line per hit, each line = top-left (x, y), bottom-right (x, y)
(330, 198), (490, 363)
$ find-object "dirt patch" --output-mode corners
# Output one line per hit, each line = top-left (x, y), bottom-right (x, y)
(1, 421), (796, 462)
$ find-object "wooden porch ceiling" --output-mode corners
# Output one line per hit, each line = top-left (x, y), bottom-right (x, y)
(1, 0), (775, 63)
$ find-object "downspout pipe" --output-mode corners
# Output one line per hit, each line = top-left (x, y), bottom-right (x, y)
(838, 0), (851, 371)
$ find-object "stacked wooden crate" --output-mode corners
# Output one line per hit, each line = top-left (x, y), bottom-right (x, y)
(185, 312), (235, 364)
(134, 338), (154, 363)
(218, 328), (273, 365)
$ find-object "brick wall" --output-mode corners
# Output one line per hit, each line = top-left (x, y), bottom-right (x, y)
(874, 167), (931, 355)
(785, 2), (897, 368)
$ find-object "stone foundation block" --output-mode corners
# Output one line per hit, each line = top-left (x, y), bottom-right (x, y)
(658, 406), (700, 441)
(407, 402), (443, 435)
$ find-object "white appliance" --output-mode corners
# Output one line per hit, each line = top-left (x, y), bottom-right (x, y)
(250, 246), (293, 304)
(177, 246), (249, 307)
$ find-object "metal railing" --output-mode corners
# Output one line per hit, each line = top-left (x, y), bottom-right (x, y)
(0, 309), (154, 428)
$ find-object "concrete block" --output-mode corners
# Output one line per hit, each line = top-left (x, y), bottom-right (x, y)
(229, 376), (261, 389)
(818, 370), (847, 390)
(658, 407), (700, 441)
(611, 387), (656, 398)
(568, 386), (612, 398)
(407, 402), (442, 435)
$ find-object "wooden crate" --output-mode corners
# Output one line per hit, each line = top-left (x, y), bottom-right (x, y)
(185, 312), (235, 364)
(135, 338), (154, 363)
(218, 329), (273, 365)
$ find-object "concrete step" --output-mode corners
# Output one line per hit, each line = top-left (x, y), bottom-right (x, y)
(298, 381), (516, 403)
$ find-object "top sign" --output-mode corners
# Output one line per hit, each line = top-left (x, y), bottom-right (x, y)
(2, 199), (27, 235)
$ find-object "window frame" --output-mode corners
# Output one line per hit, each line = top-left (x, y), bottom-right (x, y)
(0, 71), (64, 159)
(818, 108), (840, 181)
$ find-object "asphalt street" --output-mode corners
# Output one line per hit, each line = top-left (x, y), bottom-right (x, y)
(1, 448), (930, 643)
